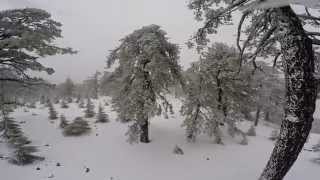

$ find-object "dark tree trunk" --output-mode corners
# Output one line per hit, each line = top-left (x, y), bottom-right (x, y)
(216, 70), (227, 118)
(264, 110), (270, 122)
(259, 6), (316, 180)
(255, 107), (261, 127)
(241, 107), (253, 121)
(140, 119), (150, 143)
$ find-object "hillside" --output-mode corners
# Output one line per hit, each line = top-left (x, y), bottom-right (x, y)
(1, 97), (319, 180)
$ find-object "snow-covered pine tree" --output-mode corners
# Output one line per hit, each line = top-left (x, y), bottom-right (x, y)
(60, 100), (69, 109)
(84, 98), (95, 118)
(0, 105), (43, 165)
(85, 71), (101, 99)
(48, 101), (58, 120)
(61, 78), (75, 101)
(187, 1), (319, 178)
(59, 114), (68, 128)
(78, 99), (85, 108)
(106, 25), (184, 143)
(63, 117), (91, 136)
(0, 8), (74, 164)
(75, 94), (81, 103)
(53, 97), (60, 104)
(181, 43), (251, 144)
(180, 65), (223, 143)
(39, 95), (46, 105)
(28, 102), (36, 109)
(248, 62), (285, 126)
(96, 104), (109, 123)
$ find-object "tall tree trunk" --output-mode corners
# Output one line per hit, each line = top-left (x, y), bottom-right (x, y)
(259, 6), (316, 180)
(255, 107), (261, 127)
(264, 110), (270, 122)
(140, 120), (150, 143)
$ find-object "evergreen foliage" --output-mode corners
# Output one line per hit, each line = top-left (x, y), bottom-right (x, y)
(107, 24), (184, 143)
(0, 105), (43, 165)
(60, 100), (69, 109)
(84, 98), (95, 118)
(96, 104), (109, 123)
(78, 99), (85, 109)
(173, 145), (184, 155)
(85, 71), (101, 99)
(59, 115), (68, 128)
(0, 8), (75, 85)
(63, 117), (91, 136)
(48, 101), (58, 120)
(181, 43), (250, 144)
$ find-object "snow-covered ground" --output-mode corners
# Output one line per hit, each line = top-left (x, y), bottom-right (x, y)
(1, 97), (319, 180)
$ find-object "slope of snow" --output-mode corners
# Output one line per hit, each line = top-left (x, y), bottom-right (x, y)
(1, 97), (319, 180)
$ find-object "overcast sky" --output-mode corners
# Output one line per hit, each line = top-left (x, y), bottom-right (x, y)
(0, 0), (238, 83)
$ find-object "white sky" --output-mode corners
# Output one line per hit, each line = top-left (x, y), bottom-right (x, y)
(0, 0), (240, 83)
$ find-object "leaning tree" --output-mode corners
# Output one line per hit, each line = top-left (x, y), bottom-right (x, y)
(187, 0), (319, 179)
(107, 24), (184, 143)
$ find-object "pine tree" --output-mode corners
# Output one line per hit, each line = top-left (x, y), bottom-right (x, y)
(96, 104), (109, 123)
(48, 101), (58, 120)
(39, 95), (46, 105)
(61, 78), (75, 100)
(75, 94), (81, 103)
(59, 114), (68, 128)
(85, 71), (101, 99)
(187, 1), (318, 178)
(181, 43), (250, 144)
(78, 99), (85, 108)
(107, 25), (184, 143)
(84, 98), (95, 118)
(63, 117), (91, 136)
(60, 100), (69, 109)
(53, 97), (60, 104)
(28, 102), (36, 109)
(0, 105), (43, 165)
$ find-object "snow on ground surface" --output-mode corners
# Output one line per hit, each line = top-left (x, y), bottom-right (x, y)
(1, 97), (320, 180)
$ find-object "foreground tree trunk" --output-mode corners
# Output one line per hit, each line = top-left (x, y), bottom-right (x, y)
(259, 6), (316, 180)
(140, 120), (150, 143)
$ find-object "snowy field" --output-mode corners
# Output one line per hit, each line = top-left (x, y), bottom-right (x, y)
(1, 97), (319, 180)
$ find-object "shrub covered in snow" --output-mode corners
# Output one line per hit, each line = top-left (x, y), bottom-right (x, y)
(84, 98), (95, 118)
(173, 145), (184, 155)
(10, 146), (44, 165)
(60, 100), (69, 109)
(59, 115), (69, 128)
(48, 102), (58, 120)
(96, 105), (109, 123)
(63, 117), (91, 136)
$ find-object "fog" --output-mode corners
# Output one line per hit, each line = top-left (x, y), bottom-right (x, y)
(0, 0), (238, 83)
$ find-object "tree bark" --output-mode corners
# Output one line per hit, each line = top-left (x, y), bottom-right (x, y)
(264, 110), (270, 122)
(259, 6), (316, 180)
(255, 107), (261, 127)
(140, 120), (150, 143)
